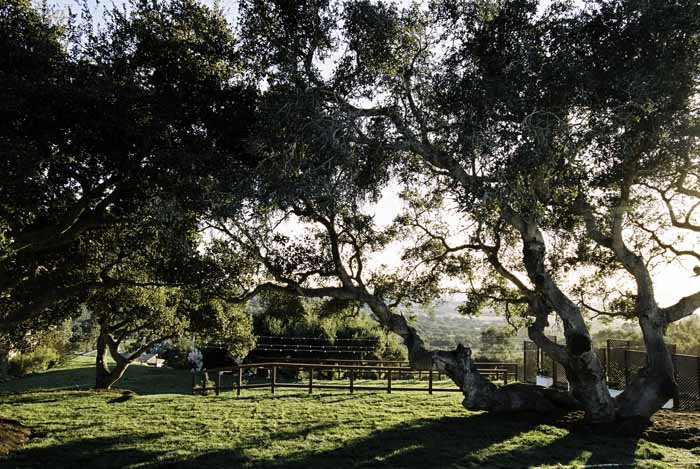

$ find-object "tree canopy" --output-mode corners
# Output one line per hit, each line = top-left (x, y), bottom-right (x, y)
(2, 0), (699, 422)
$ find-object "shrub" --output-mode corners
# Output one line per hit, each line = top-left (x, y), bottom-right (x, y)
(157, 340), (192, 369)
(8, 346), (60, 376)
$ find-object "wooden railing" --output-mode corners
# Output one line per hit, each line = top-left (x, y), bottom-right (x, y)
(235, 358), (517, 382)
(192, 361), (518, 396)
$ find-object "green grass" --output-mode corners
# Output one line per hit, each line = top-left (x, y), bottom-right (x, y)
(0, 357), (698, 468)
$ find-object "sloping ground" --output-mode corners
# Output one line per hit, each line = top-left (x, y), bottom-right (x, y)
(1, 358), (699, 468)
(0, 418), (31, 456)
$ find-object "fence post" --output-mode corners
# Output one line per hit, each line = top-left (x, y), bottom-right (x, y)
(672, 353), (680, 410)
(237, 367), (242, 396)
(672, 351), (679, 383)
(192, 371), (197, 395)
(603, 346), (608, 378)
(350, 369), (355, 394)
(523, 341), (527, 383)
(387, 369), (392, 394)
(552, 337), (558, 387)
(624, 349), (630, 387)
(514, 364), (519, 383)
(428, 369), (433, 395)
(606, 340), (612, 384)
(309, 367), (313, 394)
(504, 369), (508, 385)
(271, 365), (276, 394)
(215, 371), (221, 396)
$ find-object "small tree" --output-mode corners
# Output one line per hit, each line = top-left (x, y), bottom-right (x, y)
(90, 286), (186, 390)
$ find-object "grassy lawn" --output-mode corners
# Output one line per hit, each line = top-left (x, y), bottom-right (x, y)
(0, 357), (699, 468)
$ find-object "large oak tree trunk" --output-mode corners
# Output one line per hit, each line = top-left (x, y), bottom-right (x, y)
(528, 314), (615, 423)
(614, 307), (676, 419)
(373, 301), (584, 416)
(561, 351), (614, 421)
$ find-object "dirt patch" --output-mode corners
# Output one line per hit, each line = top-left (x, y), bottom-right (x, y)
(643, 410), (700, 449)
(0, 418), (31, 456)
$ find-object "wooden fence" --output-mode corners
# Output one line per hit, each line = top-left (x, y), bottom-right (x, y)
(192, 360), (517, 396)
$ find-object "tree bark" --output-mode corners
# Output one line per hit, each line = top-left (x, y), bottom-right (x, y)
(526, 300), (615, 422)
(512, 217), (616, 422)
(614, 303), (676, 419)
(579, 187), (679, 420)
(367, 297), (582, 416)
(95, 325), (130, 390)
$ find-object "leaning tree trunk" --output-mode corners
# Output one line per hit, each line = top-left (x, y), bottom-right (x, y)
(366, 297), (584, 416)
(517, 218), (616, 422)
(528, 310), (615, 423)
(558, 349), (613, 421)
(95, 327), (130, 390)
(614, 304), (676, 419)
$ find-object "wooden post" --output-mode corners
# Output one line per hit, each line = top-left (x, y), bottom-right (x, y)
(237, 367), (242, 396)
(552, 337), (558, 387)
(271, 366), (276, 394)
(672, 352), (680, 409)
(605, 339), (610, 384)
(216, 371), (221, 396)
(418, 370), (422, 380)
(309, 367), (313, 394)
(350, 369), (355, 394)
(514, 364), (519, 382)
(523, 341), (528, 383)
(192, 372), (197, 395)
(428, 369), (433, 395)
(672, 351), (679, 383)
(624, 349), (630, 387)
(504, 369), (508, 385)
(387, 369), (392, 394)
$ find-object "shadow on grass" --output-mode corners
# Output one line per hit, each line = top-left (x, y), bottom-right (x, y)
(168, 413), (641, 469)
(1, 412), (646, 469)
(0, 363), (192, 396)
(2, 432), (174, 468)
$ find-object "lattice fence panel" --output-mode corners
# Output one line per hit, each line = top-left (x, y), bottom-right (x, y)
(607, 345), (628, 389)
(675, 354), (700, 411)
(553, 367), (568, 388)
